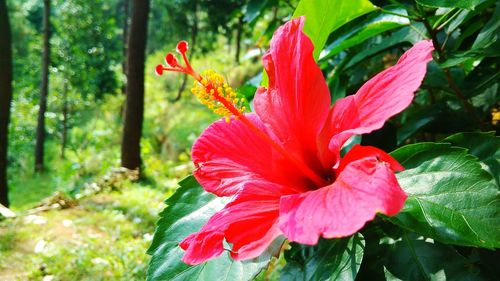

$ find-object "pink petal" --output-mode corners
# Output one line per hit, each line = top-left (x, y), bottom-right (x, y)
(253, 16), (331, 173)
(180, 231), (225, 265)
(319, 40), (434, 167)
(180, 184), (284, 265)
(336, 144), (404, 176)
(279, 156), (407, 245)
(192, 113), (309, 197)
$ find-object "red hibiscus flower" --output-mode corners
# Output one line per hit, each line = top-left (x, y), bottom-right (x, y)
(156, 17), (434, 265)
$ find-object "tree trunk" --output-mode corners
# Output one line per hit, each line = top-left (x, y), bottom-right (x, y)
(121, 0), (150, 173)
(61, 80), (68, 159)
(235, 15), (244, 64)
(0, 0), (13, 207)
(122, 0), (129, 96)
(35, 0), (51, 172)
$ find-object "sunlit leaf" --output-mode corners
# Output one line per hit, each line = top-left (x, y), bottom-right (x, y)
(390, 143), (500, 249)
(293, 0), (376, 59)
(320, 7), (410, 60)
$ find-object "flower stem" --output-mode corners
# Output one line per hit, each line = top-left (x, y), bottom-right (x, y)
(422, 20), (487, 130)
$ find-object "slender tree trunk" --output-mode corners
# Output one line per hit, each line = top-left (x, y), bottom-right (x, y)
(235, 14), (244, 64)
(121, 0), (150, 173)
(60, 80), (68, 159)
(35, 0), (51, 172)
(0, 0), (13, 207)
(122, 0), (129, 95)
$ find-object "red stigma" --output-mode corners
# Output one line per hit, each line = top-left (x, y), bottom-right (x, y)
(155, 40), (202, 81)
(155, 64), (164, 76)
(165, 53), (178, 67)
(176, 41), (188, 54)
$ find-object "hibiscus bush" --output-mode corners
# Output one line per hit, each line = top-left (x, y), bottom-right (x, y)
(147, 0), (499, 280)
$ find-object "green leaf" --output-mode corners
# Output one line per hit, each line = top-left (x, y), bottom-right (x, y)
(147, 176), (279, 281)
(244, 0), (270, 24)
(397, 105), (441, 145)
(320, 7), (410, 60)
(416, 0), (485, 9)
(280, 234), (364, 281)
(472, 4), (500, 49)
(471, 82), (498, 112)
(438, 49), (487, 68)
(462, 59), (500, 98)
(345, 24), (426, 69)
(382, 233), (490, 281)
(442, 132), (500, 186)
(444, 1), (496, 51)
(341, 135), (362, 156)
(390, 143), (500, 249)
(293, 0), (376, 59)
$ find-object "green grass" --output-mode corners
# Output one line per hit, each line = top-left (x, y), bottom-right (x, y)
(8, 173), (60, 211)
(0, 182), (173, 280)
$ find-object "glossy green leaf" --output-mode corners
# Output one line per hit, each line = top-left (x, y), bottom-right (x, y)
(442, 132), (500, 186)
(416, 0), (485, 9)
(320, 7), (410, 60)
(146, 176), (279, 281)
(345, 24), (426, 68)
(293, 0), (376, 59)
(280, 234), (364, 281)
(383, 233), (489, 281)
(390, 143), (500, 249)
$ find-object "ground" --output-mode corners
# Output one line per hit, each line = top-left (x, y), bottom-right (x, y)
(0, 182), (172, 281)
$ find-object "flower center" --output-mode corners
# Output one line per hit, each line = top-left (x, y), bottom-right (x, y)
(191, 70), (247, 120)
(155, 41), (329, 187)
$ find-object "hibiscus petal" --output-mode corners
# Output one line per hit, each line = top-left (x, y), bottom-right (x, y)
(180, 184), (284, 265)
(192, 113), (308, 197)
(321, 40), (434, 166)
(253, 16), (330, 172)
(336, 144), (404, 176)
(279, 156), (407, 245)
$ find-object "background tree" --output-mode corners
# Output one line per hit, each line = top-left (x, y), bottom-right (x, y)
(34, 0), (51, 172)
(60, 78), (68, 159)
(122, 0), (130, 96)
(0, 0), (13, 207)
(121, 0), (151, 173)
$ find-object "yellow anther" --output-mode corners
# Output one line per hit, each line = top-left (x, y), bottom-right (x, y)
(191, 69), (246, 117)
